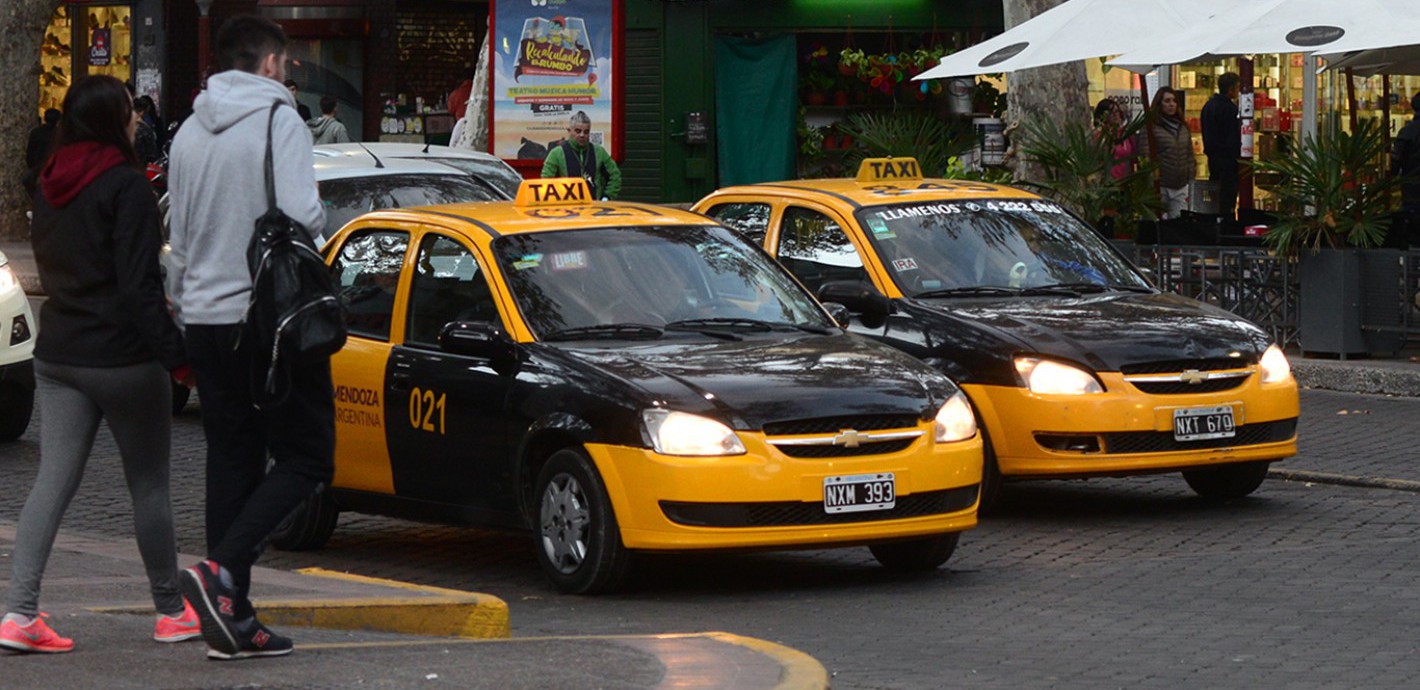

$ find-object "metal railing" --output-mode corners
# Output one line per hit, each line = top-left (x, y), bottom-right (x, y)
(1117, 243), (1420, 352)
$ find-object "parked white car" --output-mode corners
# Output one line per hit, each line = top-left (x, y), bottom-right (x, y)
(0, 250), (35, 440)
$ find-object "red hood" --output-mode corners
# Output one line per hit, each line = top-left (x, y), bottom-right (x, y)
(40, 141), (128, 209)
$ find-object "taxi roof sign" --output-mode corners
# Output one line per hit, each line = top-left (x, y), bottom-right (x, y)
(856, 158), (924, 183)
(516, 177), (593, 207)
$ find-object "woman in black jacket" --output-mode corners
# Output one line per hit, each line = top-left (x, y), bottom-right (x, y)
(0, 75), (199, 654)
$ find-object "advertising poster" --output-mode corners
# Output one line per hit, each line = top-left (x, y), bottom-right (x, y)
(492, 0), (615, 163)
(90, 28), (112, 67)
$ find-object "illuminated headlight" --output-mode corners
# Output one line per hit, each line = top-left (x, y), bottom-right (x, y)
(642, 409), (746, 456)
(1259, 344), (1292, 384)
(0, 264), (16, 293)
(1014, 357), (1104, 395)
(934, 391), (978, 443)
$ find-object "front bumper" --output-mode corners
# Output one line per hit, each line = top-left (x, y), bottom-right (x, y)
(584, 427), (982, 551)
(965, 370), (1300, 479)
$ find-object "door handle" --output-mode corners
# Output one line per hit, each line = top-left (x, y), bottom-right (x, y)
(389, 358), (412, 392)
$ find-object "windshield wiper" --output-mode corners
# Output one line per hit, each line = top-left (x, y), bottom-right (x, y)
(543, 323), (665, 342)
(1020, 282), (1110, 296)
(913, 286), (1020, 299)
(1106, 284), (1156, 293)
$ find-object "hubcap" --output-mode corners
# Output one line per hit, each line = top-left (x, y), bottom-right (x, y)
(540, 473), (590, 574)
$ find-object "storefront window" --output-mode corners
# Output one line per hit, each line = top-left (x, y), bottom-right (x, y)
(39, 3), (133, 117)
(39, 6), (73, 114)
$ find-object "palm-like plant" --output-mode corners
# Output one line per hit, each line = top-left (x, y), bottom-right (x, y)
(833, 110), (973, 178)
(1251, 118), (1403, 253)
(1014, 114), (1159, 236)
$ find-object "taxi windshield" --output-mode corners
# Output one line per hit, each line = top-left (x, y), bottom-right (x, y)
(493, 226), (833, 339)
(856, 200), (1150, 297)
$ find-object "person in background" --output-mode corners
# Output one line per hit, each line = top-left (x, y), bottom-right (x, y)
(167, 14), (330, 661)
(307, 95), (351, 145)
(1093, 98), (1135, 182)
(283, 78), (312, 121)
(1146, 87), (1196, 220)
(541, 111), (621, 200)
(133, 96), (159, 163)
(26, 109), (61, 171)
(1, 75), (196, 655)
(1392, 93), (1420, 230)
(1201, 72), (1242, 223)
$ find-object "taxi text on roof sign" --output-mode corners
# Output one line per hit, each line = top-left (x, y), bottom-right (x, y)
(516, 177), (593, 207)
(856, 158), (923, 184)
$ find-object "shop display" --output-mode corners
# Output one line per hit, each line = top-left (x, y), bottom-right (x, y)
(38, 4), (132, 117)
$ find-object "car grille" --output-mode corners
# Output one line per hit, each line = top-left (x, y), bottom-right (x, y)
(1120, 358), (1253, 375)
(659, 485), (980, 528)
(1102, 419), (1296, 455)
(774, 438), (917, 458)
(761, 414), (921, 437)
(1129, 377), (1249, 395)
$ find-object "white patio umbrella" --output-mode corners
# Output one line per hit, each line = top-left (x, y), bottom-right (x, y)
(1320, 45), (1420, 77)
(1108, 0), (1420, 71)
(913, 0), (1235, 80)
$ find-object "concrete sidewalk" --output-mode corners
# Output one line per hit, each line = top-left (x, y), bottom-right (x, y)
(12, 240), (1410, 396)
(0, 523), (828, 689)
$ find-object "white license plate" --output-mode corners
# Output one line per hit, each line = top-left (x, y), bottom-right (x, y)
(823, 473), (895, 514)
(1173, 406), (1236, 441)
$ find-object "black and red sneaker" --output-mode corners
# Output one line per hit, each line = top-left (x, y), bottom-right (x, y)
(207, 618), (293, 660)
(179, 560), (240, 657)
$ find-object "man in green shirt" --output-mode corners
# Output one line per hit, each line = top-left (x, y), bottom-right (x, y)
(541, 111), (621, 200)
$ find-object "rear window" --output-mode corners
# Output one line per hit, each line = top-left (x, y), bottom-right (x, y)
(412, 158), (523, 199)
(318, 173), (502, 238)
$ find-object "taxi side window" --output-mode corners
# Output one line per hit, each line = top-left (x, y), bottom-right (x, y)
(775, 207), (868, 295)
(331, 230), (409, 341)
(705, 202), (771, 246)
(406, 234), (502, 347)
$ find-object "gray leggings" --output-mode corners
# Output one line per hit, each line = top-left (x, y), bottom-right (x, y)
(5, 359), (183, 617)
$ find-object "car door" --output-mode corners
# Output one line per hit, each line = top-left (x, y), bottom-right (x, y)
(327, 227), (410, 495)
(384, 230), (517, 520)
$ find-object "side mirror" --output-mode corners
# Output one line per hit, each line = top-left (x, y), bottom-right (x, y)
(816, 280), (893, 319)
(439, 321), (519, 373)
(821, 302), (851, 328)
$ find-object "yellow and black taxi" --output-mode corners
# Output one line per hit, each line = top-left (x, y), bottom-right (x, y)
(693, 159), (1299, 508)
(274, 177), (984, 593)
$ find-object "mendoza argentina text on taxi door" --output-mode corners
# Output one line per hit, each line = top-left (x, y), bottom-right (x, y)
(695, 159), (1299, 510)
(278, 177), (984, 593)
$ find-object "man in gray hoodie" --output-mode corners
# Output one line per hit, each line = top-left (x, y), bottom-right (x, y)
(167, 14), (332, 661)
(307, 94), (351, 145)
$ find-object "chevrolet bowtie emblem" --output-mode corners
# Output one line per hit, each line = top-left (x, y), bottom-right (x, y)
(1180, 370), (1209, 385)
(833, 429), (867, 448)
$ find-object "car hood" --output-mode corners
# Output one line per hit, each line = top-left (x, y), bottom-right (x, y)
(554, 333), (952, 430)
(908, 291), (1272, 371)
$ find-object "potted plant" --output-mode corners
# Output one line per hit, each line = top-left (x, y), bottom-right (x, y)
(801, 71), (833, 106)
(1250, 118), (1408, 355)
(832, 110), (973, 178)
(1015, 113), (1160, 239)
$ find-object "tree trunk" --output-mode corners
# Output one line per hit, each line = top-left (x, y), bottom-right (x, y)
(1002, 0), (1089, 185)
(0, 0), (61, 241)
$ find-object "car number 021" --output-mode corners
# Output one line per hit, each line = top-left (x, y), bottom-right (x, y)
(823, 473), (895, 514)
(409, 386), (447, 435)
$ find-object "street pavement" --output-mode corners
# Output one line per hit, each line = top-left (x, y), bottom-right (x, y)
(5, 238), (1420, 687)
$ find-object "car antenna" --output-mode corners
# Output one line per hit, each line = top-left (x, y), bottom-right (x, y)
(422, 142), (431, 154)
(358, 143), (384, 168)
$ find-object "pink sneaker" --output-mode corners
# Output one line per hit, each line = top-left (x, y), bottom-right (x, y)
(0, 612), (74, 654)
(154, 599), (202, 643)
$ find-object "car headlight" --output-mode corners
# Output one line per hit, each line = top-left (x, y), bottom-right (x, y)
(1259, 344), (1292, 384)
(1014, 357), (1104, 395)
(642, 409), (746, 456)
(0, 264), (15, 293)
(934, 391), (977, 443)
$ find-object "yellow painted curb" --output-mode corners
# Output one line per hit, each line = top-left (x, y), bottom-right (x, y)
(703, 631), (830, 690)
(90, 568), (509, 639)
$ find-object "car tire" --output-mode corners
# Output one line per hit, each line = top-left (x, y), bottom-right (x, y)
(869, 532), (960, 571)
(534, 448), (631, 594)
(270, 487), (339, 551)
(1182, 461), (1270, 500)
(0, 381), (34, 441)
(171, 381), (191, 415)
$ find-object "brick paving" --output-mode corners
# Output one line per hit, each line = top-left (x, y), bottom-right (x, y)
(3, 390), (1420, 688)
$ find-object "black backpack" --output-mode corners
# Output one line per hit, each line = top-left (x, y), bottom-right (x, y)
(243, 102), (346, 407)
